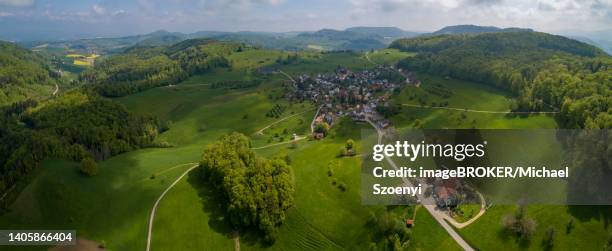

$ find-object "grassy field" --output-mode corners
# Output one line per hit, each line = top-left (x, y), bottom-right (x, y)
(390, 74), (558, 129)
(459, 205), (611, 251)
(366, 48), (416, 66)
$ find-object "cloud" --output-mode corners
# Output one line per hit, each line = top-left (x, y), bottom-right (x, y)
(466, 0), (504, 5)
(92, 4), (106, 15)
(0, 0), (34, 7)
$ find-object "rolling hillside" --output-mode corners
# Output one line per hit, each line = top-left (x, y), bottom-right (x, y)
(0, 41), (59, 106)
(391, 31), (611, 128)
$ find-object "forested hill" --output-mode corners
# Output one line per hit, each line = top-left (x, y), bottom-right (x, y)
(0, 41), (59, 107)
(425, 25), (533, 36)
(391, 32), (611, 129)
(80, 39), (239, 97)
(0, 91), (167, 206)
(390, 32), (606, 57)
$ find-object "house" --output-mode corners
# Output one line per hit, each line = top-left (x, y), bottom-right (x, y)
(405, 219), (414, 228)
(433, 179), (459, 208)
(313, 132), (325, 140)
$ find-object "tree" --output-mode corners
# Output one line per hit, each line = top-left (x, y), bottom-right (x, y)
(346, 139), (355, 151)
(200, 133), (294, 242)
(543, 226), (555, 249)
(314, 122), (330, 135)
(80, 157), (98, 176)
(502, 205), (537, 240)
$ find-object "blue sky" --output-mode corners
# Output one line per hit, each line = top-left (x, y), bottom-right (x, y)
(0, 0), (611, 40)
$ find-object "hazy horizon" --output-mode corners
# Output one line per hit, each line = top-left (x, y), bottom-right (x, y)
(1, 0), (611, 41)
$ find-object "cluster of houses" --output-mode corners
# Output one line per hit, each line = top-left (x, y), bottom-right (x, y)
(286, 66), (406, 137)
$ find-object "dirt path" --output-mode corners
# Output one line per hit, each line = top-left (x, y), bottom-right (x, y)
(0, 185), (15, 201)
(366, 118), (475, 251)
(251, 136), (306, 150)
(255, 109), (314, 135)
(310, 105), (323, 134)
(52, 84), (59, 96)
(277, 70), (296, 83)
(401, 104), (558, 114)
(146, 163), (199, 251)
(364, 51), (377, 65)
(450, 191), (487, 229)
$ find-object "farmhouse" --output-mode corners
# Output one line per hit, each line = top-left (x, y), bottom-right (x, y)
(433, 179), (459, 208)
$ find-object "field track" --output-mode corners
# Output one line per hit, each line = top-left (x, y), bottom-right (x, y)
(146, 163), (198, 251)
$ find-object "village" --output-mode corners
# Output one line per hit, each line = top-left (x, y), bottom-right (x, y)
(283, 65), (420, 139)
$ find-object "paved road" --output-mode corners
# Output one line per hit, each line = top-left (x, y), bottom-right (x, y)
(401, 104), (559, 114)
(146, 163), (198, 251)
(366, 119), (475, 251)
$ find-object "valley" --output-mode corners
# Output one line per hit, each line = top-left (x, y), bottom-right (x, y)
(0, 25), (610, 251)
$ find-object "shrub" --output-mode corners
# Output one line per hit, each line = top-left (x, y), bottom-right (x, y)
(79, 157), (97, 176)
(338, 182), (347, 192)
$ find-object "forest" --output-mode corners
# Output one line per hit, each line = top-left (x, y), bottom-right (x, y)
(0, 91), (165, 207)
(391, 31), (611, 129)
(80, 39), (240, 97)
(0, 41), (59, 106)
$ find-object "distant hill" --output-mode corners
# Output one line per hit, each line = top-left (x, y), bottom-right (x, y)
(22, 27), (418, 53)
(392, 31), (605, 60)
(0, 41), (58, 106)
(135, 34), (185, 47)
(424, 25), (533, 36)
(19, 30), (190, 54)
(346, 27), (420, 38)
(561, 33), (612, 55)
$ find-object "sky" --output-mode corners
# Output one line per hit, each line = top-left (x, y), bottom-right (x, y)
(0, 0), (611, 40)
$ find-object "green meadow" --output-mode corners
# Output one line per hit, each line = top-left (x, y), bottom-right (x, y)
(366, 48), (416, 66)
(390, 74), (558, 129)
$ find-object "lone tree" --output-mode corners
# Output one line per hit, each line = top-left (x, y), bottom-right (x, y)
(346, 139), (354, 151)
(79, 157), (97, 176)
(314, 122), (330, 135)
(502, 205), (537, 240)
(343, 139), (356, 156)
(543, 226), (555, 250)
(200, 133), (294, 243)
